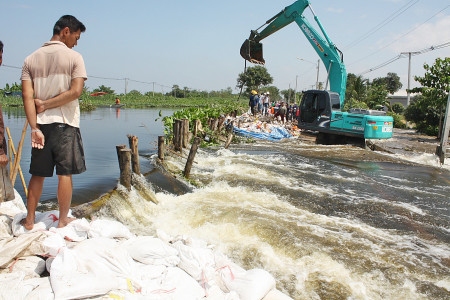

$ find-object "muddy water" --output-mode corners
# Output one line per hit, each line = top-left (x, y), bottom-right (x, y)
(95, 138), (449, 299)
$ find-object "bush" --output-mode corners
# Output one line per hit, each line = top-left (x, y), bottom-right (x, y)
(391, 103), (404, 114)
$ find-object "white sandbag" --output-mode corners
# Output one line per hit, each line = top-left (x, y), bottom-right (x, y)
(0, 189), (25, 217)
(206, 285), (240, 300)
(262, 289), (293, 300)
(0, 272), (28, 300)
(172, 240), (216, 282)
(11, 212), (47, 237)
(50, 237), (140, 300)
(49, 218), (90, 242)
(23, 277), (54, 300)
(88, 219), (134, 239)
(224, 269), (276, 300)
(214, 253), (247, 293)
(122, 236), (180, 266)
(0, 214), (12, 238)
(0, 231), (46, 268)
(45, 257), (54, 273)
(144, 266), (205, 300)
(4, 255), (46, 279)
(42, 232), (67, 257)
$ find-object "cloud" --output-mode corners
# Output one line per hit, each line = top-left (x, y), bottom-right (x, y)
(327, 7), (344, 14)
(389, 16), (450, 52)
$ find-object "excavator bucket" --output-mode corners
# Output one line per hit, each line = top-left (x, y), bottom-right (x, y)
(240, 39), (265, 65)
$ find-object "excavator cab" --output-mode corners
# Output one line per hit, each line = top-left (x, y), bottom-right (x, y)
(240, 39), (265, 65)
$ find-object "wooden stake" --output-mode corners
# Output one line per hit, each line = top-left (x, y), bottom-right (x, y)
(118, 148), (132, 190)
(182, 119), (189, 148)
(5, 127), (27, 197)
(128, 135), (141, 175)
(158, 136), (165, 161)
(11, 120), (28, 185)
(183, 137), (201, 178)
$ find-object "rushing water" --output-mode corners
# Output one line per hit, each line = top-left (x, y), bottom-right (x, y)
(4, 107), (450, 299)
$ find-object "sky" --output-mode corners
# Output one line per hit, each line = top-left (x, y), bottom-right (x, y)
(0, 0), (449, 96)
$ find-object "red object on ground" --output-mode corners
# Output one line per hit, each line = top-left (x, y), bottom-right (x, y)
(90, 92), (108, 96)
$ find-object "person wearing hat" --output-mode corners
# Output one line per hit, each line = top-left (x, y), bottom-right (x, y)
(249, 90), (259, 116)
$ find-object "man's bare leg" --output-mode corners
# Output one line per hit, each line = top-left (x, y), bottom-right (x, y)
(57, 175), (75, 228)
(21, 175), (45, 230)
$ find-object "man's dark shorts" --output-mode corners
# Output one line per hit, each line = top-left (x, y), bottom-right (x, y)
(30, 123), (86, 177)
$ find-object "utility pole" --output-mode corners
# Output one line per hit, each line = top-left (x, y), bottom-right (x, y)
(152, 82), (155, 97)
(315, 59), (320, 89)
(401, 51), (420, 107)
(436, 93), (450, 164)
(124, 78), (128, 95)
(295, 75), (298, 103)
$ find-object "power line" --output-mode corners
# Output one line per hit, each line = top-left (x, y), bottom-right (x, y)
(358, 41), (450, 75)
(348, 4), (450, 67)
(343, 0), (420, 50)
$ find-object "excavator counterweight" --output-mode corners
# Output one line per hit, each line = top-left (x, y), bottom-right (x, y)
(240, 39), (265, 65)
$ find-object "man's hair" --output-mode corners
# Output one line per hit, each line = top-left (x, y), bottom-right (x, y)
(0, 40), (3, 53)
(53, 15), (86, 35)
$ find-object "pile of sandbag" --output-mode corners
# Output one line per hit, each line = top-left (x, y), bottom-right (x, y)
(0, 191), (292, 300)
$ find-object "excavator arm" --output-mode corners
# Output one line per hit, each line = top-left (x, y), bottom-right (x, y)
(240, 0), (347, 106)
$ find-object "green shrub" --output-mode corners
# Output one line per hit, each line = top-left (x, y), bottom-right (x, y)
(391, 103), (405, 114)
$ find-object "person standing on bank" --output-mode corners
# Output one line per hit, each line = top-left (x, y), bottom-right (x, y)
(0, 40), (8, 168)
(20, 15), (87, 230)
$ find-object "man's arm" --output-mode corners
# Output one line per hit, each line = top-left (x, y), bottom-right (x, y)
(35, 77), (85, 113)
(22, 80), (45, 149)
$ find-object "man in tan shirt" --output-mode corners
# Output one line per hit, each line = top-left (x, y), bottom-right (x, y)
(21, 15), (87, 230)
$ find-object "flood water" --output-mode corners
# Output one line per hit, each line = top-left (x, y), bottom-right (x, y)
(3, 107), (177, 205)
(4, 107), (450, 299)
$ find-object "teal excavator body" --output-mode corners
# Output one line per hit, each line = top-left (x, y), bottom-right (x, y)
(240, 0), (393, 141)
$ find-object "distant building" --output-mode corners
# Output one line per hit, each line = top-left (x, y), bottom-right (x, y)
(387, 90), (417, 108)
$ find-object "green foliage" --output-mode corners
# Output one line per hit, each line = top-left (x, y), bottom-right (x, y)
(263, 86), (280, 100)
(372, 72), (402, 94)
(345, 73), (368, 103)
(236, 66), (273, 95)
(406, 57), (449, 136)
(342, 98), (369, 111)
(93, 85), (115, 94)
(2, 82), (22, 92)
(391, 103), (405, 114)
(365, 84), (389, 109)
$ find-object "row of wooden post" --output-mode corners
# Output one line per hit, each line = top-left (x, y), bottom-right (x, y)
(157, 115), (236, 179)
(116, 135), (141, 191)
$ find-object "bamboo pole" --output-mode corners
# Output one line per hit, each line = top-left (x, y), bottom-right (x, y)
(5, 127), (28, 197)
(11, 120), (28, 185)
(183, 137), (201, 178)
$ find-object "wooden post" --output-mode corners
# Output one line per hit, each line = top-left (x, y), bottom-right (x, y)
(117, 148), (132, 190)
(218, 117), (226, 132)
(158, 136), (165, 161)
(238, 119), (242, 128)
(193, 119), (200, 137)
(225, 121), (234, 149)
(173, 119), (182, 151)
(179, 119), (186, 150)
(128, 135), (140, 175)
(183, 137), (201, 178)
(182, 119), (190, 148)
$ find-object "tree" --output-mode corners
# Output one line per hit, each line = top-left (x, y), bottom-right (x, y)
(93, 85), (115, 94)
(345, 73), (368, 104)
(280, 88), (296, 102)
(236, 66), (273, 95)
(406, 57), (450, 136)
(365, 84), (389, 109)
(372, 72), (402, 94)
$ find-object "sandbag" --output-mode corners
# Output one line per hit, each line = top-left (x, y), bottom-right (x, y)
(0, 231), (46, 268)
(50, 237), (140, 300)
(0, 190), (25, 217)
(222, 268), (276, 300)
(0, 214), (12, 238)
(49, 218), (90, 242)
(172, 240), (216, 282)
(88, 219), (134, 239)
(23, 277), (54, 300)
(122, 236), (180, 266)
(149, 266), (205, 299)
(3, 255), (46, 279)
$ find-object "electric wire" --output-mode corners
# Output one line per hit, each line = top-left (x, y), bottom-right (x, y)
(358, 41), (450, 75)
(348, 4), (450, 67)
(343, 0), (420, 50)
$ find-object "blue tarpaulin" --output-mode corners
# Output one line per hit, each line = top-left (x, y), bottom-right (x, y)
(233, 126), (292, 141)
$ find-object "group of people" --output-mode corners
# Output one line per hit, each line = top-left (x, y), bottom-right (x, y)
(1, 15), (88, 230)
(249, 90), (300, 124)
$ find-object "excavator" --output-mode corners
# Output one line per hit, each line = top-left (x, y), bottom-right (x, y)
(240, 0), (393, 144)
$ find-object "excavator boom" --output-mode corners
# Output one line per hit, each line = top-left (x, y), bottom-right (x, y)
(240, 0), (346, 105)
